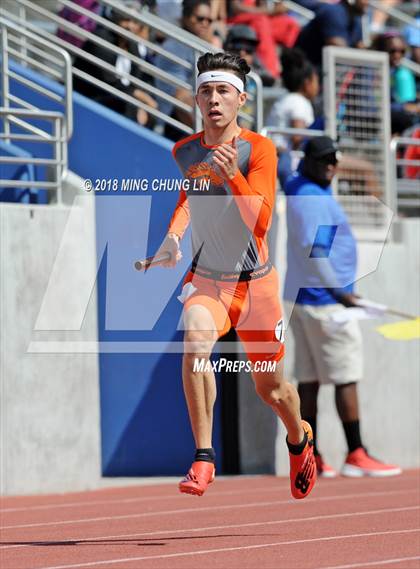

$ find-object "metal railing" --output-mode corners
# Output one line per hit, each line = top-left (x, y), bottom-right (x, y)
(0, 15), (72, 204)
(260, 125), (324, 169)
(261, 125), (324, 139)
(262, 125), (420, 220)
(0, 15), (73, 140)
(6, 0), (262, 135)
(0, 108), (67, 204)
(368, 0), (418, 28)
(390, 136), (420, 215)
(283, 1), (314, 21)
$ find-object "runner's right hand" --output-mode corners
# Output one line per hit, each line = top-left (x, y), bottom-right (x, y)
(156, 233), (182, 268)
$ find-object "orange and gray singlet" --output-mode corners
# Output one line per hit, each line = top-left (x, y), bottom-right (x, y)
(168, 128), (277, 277)
(168, 128), (285, 363)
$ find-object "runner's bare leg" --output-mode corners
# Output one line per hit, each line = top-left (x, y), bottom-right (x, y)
(252, 360), (304, 444)
(183, 305), (219, 448)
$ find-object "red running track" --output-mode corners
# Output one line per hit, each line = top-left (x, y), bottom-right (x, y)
(1, 470), (419, 569)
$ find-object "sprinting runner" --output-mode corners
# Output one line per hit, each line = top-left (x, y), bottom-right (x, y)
(157, 52), (316, 499)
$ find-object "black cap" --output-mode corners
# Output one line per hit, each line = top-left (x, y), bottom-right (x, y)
(225, 25), (259, 46)
(304, 136), (339, 160)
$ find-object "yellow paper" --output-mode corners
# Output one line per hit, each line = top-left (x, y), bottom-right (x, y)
(376, 318), (420, 341)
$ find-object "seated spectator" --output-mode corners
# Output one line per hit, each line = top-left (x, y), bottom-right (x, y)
(267, 49), (381, 196)
(266, 48), (319, 187)
(267, 48), (318, 150)
(404, 127), (420, 180)
(73, 4), (157, 128)
(57, 0), (101, 49)
(155, 0), (221, 45)
(227, 0), (301, 79)
(223, 24), (274, 131)
(154, 0), (215, 140)
(375, 32), (417, 104)
(296, 0), (367, 69)
(223, 24), (275, 86)
(404, 14), (420, 65)
(210, 0), (227, 42)
(372, 32), (419, 134)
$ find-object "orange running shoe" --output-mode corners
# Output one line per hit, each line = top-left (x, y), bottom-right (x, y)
(341, 447), (402, 477)
(289, 421), (317, 499)
(315, 454), (338, 478)
(179, 461), (215, 496)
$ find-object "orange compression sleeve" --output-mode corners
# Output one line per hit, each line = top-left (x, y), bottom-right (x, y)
(227, 137), (277, 238)
(167, 185), (190, 239)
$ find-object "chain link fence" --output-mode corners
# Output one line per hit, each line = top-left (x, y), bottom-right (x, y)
(323, 47), (393, 239)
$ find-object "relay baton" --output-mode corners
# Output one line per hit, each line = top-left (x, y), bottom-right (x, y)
(134, 252), (171, 271)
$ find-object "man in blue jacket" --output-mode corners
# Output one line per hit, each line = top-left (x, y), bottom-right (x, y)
(284, 136), (401, 478)
(296, 0), (367, 69)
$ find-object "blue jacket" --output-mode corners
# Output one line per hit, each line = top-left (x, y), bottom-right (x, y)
(283, 172), (357, 305)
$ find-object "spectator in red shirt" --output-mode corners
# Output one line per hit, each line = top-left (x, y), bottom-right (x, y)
(404, 128), (420, 180)
(228, 0), (300, 79)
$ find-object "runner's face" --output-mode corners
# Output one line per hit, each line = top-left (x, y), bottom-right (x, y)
(196, 81), (246, 129)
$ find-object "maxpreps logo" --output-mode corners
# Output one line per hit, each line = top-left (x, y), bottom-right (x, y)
(185, 162), (224, 187)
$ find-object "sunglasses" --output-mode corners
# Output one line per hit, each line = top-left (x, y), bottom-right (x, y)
(194, 15), (213, 24)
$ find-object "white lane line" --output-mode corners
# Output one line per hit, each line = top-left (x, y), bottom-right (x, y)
(1, 488), (416, 531)
(2, 473), (416, 514)
(36, 528), (420, 569)
(0, 484), (287, 514)
(322, 556), (420, 569)
(1, 505), (418, 552)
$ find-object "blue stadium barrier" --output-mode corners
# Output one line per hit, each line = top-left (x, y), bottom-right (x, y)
(0, 139), (47, 203)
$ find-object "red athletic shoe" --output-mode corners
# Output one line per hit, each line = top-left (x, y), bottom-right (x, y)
(341, 447), (402, 477)
(289, 421), (317, 499)
(179, 461), (215, 496)
(315, 454), (338, 478)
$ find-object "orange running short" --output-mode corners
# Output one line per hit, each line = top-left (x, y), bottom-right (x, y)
(181, 267), (285, 364)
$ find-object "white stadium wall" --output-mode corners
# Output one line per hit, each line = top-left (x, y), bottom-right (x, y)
(0, 196), (101, 495)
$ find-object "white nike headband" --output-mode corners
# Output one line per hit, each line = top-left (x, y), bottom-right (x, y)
(196, 71), (244, 94)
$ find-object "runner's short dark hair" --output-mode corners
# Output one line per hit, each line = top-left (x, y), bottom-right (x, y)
(197, 52), (250, 90)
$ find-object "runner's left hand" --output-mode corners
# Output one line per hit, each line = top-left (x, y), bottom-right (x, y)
(213, 137), (238, 180)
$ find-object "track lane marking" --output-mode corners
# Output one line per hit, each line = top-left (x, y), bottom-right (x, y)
(1, 505), (418, 551)
(1, 488), (417, 531)
(2, 475), (415, 514)
(1, 488), (417, 530)
(322, 556), (420, 569)
(35, 529), (420, 569)
(0, 484), (288, 513)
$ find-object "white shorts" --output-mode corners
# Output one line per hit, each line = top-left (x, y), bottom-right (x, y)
(286, 302), (363, 385)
